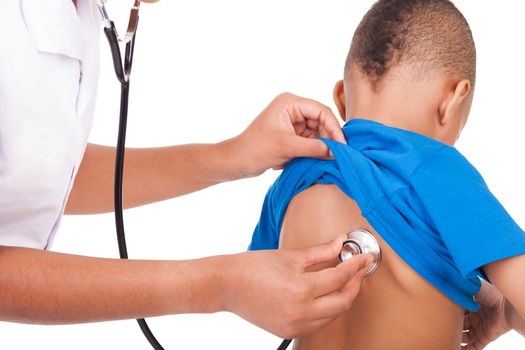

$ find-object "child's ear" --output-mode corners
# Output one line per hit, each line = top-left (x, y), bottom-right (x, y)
(333, 80), (347, 121)
(438, 79), (471, 127)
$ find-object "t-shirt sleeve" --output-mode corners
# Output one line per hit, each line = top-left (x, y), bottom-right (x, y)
(249, 157), (324, 251)
(410, 148), (525, 279)
(249, 181), (280, 251)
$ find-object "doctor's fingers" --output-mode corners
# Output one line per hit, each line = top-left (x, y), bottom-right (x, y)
(291, 116), (334, 140)
(307, 268), (367, 320)
(306, 254), (371, 298)
(299, 234), (352, 268)
(281, 136), (333, 161)
(282, 93), (346, 144)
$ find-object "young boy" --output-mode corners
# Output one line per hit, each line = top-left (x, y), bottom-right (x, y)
(250, 0), (525, 349)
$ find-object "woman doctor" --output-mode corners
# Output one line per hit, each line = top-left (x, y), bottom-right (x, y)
(0, 0), (373, 340)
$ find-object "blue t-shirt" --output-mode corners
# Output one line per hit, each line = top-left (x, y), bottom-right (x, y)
(249, 119), (525, 311)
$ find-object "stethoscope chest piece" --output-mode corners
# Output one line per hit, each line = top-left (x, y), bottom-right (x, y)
(339, 229), (381, 276)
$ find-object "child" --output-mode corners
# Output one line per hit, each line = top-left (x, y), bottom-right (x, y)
(250, 0), (525, 349)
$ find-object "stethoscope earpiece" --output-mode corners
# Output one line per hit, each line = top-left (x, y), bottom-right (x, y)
(339, 229), (381, 276)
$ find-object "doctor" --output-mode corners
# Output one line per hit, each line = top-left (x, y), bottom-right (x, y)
(0, 0), (373, 340)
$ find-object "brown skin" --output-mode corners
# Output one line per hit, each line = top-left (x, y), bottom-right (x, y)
(462, 281), (525, 350)
(334, 66), (473, 146)
(281, 185), (464, 350)
(0, 239), (371, 339)
(66, 93), (345, 214)
(475, 257), (525, 344)
(280, 65), (524, 349)
(0, 92), (374, 340)
(36, 0), (369, 337)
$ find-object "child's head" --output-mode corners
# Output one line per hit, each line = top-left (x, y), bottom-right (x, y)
(333, 0), (476, 145)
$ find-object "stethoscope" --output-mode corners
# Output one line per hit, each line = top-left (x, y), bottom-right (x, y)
(97, 1), (165, 349)
(95, 2), (382, 349)
(278, 230), (381, 350)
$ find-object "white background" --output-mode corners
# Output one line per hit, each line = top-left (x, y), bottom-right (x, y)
(2, 0), (524, 349)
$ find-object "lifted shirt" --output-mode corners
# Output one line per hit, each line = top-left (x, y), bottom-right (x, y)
(250, 118), (525, 311)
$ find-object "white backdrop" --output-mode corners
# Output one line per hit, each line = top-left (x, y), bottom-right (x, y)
(2, 0), (524, 349)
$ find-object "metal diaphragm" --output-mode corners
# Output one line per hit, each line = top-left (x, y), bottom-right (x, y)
(339, 229), (381, 276)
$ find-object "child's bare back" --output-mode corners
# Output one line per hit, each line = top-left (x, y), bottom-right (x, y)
(280, 184), (464, 349)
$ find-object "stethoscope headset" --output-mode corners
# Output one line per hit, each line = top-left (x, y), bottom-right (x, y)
(96, 1), (381, 349)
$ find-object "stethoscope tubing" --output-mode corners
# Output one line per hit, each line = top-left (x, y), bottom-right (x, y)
(101, 8), (166, 349)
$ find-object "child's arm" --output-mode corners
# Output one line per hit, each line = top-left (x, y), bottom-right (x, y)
(483, 254), (525, 335)
(506, 301), (525, 336)
(462, 281), (524, 350)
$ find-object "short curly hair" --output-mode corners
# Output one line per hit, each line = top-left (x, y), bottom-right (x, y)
(345, 0), (476, 90)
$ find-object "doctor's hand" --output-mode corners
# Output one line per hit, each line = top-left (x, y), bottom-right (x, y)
(67, 93), (343, 213)
(223, 235), (372, 339)
(231, 93), (346, 177)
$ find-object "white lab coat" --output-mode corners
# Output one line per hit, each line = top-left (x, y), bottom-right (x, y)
(0, 0), (100, 249)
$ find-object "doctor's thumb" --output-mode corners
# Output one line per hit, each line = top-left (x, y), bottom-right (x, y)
(299, 234), (352, 268)
(289, 137), (333, 160)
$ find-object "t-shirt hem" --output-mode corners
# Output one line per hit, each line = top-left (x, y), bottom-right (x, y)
(458, 239), (525, 279)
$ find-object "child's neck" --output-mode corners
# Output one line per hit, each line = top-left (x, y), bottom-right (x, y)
(346, 70), (446, 141)
(349, 115), (434, 139)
